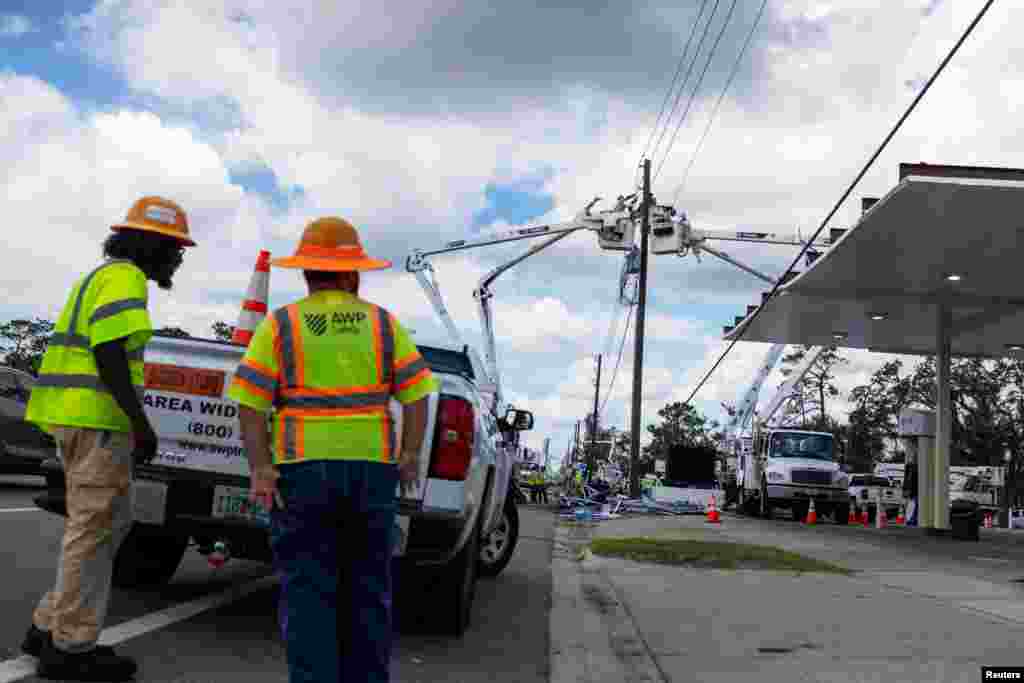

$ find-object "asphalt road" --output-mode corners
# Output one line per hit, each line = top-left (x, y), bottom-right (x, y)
(0, 476), (554, 683)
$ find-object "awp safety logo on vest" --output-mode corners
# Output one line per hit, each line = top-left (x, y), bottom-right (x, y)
(332, 311), (366, 335)
(304, 311), (367, 336)
(304, 313), (328, 336)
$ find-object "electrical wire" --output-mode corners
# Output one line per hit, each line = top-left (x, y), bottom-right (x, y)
(600, 301), (636, 418)
(682, 0), (998, 408)
(671, 0), (769, 203)
(654, 0), (740, 183)
(649, 0), (723, 169)
(637, 0), (712, 171)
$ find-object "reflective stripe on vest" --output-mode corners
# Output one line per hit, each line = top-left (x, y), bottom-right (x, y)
(271, 303), (396, 464)
(29, 260), (148, 431)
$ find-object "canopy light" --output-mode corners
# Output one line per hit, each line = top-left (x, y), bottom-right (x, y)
(833, 332), (848, 340)
(945, 273), (963, 282)
(1007, 344), (1024, 352)
(869, 313), (887, 321)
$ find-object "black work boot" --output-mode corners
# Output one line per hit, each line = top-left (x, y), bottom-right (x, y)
(21, 625), (48, 657)
(36, 636), (137, 682)
(22, 625), (115, 658)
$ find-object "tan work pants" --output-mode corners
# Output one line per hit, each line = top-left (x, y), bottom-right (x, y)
(33, 427), (134, 652)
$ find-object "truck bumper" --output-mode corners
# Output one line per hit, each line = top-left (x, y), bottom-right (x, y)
(35, 466), (473, 566)
(766, 484), (847, 506)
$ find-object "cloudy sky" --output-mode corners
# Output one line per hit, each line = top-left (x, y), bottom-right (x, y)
(2, 0), (1020, 466)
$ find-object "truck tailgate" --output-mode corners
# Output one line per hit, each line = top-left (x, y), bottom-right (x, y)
(142, 336), (432, 506)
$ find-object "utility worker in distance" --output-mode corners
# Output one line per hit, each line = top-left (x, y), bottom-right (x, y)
(229, 217), (437, 683)
(23, 197), (195, 682)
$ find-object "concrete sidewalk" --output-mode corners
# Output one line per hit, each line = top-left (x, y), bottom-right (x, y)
(549, 513), (1024, 683)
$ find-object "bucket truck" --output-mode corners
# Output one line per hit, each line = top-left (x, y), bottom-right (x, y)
(732, 346), (851, 523)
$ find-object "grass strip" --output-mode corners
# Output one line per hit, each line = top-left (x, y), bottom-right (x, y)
(590, 537), (851, 574)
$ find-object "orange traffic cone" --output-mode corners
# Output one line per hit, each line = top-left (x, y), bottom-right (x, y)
(860, 503), (869, 527)
(706, 495), (721, 524)
(232, 250), (271, 346)
(804, 499), (817, 525)
(895, 505), (906, 525)
(848, 505), (858, 524)
(984, 512), (993, 529)
(877, 504), (888, 528)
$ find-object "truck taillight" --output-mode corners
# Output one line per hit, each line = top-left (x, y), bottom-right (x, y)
(429, 397), (475, 481)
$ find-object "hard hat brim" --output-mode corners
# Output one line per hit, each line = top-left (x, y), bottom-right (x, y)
(111, 222), (197, 247)
(270, 255), (393, 272)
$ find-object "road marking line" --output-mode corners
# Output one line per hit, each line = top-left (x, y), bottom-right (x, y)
(0, 508), (41, 513)
(0, 574), (278, 683)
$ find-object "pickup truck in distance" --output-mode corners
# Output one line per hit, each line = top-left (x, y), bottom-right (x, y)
(34, 335), (533, 637)
(848, 474), (903, 520)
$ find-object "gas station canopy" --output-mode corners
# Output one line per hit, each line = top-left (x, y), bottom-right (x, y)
(723, 163), (1024, 358)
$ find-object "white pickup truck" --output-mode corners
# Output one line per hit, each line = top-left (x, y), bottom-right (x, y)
(35, 334), (533, 637)
(848, 474), (903, 520)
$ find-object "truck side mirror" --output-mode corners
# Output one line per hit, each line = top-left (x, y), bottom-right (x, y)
(502, 409), (534, 432)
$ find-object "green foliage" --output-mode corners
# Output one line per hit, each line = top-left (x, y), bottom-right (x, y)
(211, 321), (234, 342)
(644, 401), (717, 462)
(0, 318), (54, 375)
(777, 345), (847, 427)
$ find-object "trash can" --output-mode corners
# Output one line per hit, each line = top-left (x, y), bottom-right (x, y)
(950, 500), (980, 541)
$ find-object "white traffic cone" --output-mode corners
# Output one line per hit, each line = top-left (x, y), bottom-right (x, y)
(232, 250), (271, 346)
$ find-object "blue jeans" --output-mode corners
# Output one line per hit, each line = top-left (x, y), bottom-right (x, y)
(271, 460), (397, 683)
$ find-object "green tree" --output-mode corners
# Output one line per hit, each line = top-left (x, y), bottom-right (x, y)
(644, 401), (716, 462)
(777, 345), (847, 427)
(0, 318), (54, 375)
(211, 321), (234, 342)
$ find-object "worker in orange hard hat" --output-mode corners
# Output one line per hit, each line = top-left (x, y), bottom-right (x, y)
(229, 217), (437, 683)
(24, 196), (196, 681)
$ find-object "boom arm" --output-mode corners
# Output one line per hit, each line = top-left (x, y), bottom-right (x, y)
(724, 343), (786, 442)
(759, 346), (827, 427)
(407, 197), (637, 412)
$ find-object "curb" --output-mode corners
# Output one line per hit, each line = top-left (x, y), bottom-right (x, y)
(549, 522), (665, 683)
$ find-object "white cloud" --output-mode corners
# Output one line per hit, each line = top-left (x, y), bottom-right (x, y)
(0, 15), (34, 37)
(5, 0), (1023, 462)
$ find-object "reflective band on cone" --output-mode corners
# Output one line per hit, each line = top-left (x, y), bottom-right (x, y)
(233, 250), (271, 346)
(804, 498), (817, 525)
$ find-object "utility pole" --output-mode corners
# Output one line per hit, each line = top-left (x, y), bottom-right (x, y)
(629, 159), (652, 498)
(573, 420), (581, 464)
(587, 354), (602, 483)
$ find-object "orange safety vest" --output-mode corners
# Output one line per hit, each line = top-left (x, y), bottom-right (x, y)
(228, 290), (437, 464)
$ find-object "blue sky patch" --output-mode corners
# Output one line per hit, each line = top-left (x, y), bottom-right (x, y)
(471, 174), (555, 231)
(229, 166), (304, 213)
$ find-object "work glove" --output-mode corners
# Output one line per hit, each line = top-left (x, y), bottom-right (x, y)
(131, 420), (159, 466)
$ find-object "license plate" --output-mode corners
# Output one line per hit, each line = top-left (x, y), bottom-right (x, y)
(131, 479), (168, 525)
(212, 485), (269, 526)
(393, 515), (410, 557)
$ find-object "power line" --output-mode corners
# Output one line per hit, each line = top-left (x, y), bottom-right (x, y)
(637, 0), (712, 170)
(599, 300), (636, 418)
(654, 0), (740, 183)
(682, 0), (998, 408)
(649, 0), (722, 169)
(672, 0), (769, 203)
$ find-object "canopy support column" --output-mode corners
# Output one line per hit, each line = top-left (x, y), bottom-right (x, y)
(934, 302), (952, 530)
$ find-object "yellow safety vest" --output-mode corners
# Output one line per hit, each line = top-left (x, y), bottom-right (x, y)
(26, 260), (153, 433)
(228, 290), (438, 465)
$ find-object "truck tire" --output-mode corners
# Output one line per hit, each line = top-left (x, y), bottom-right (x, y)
(834, 503), (850, 525)
(478, 496), (519, 578)
(112, 524), (189, 589)
(759, 479), (772, 519)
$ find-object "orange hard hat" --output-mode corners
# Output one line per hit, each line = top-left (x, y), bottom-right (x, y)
(111, 196), (196, 246)
(272, 217), (391, 272)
